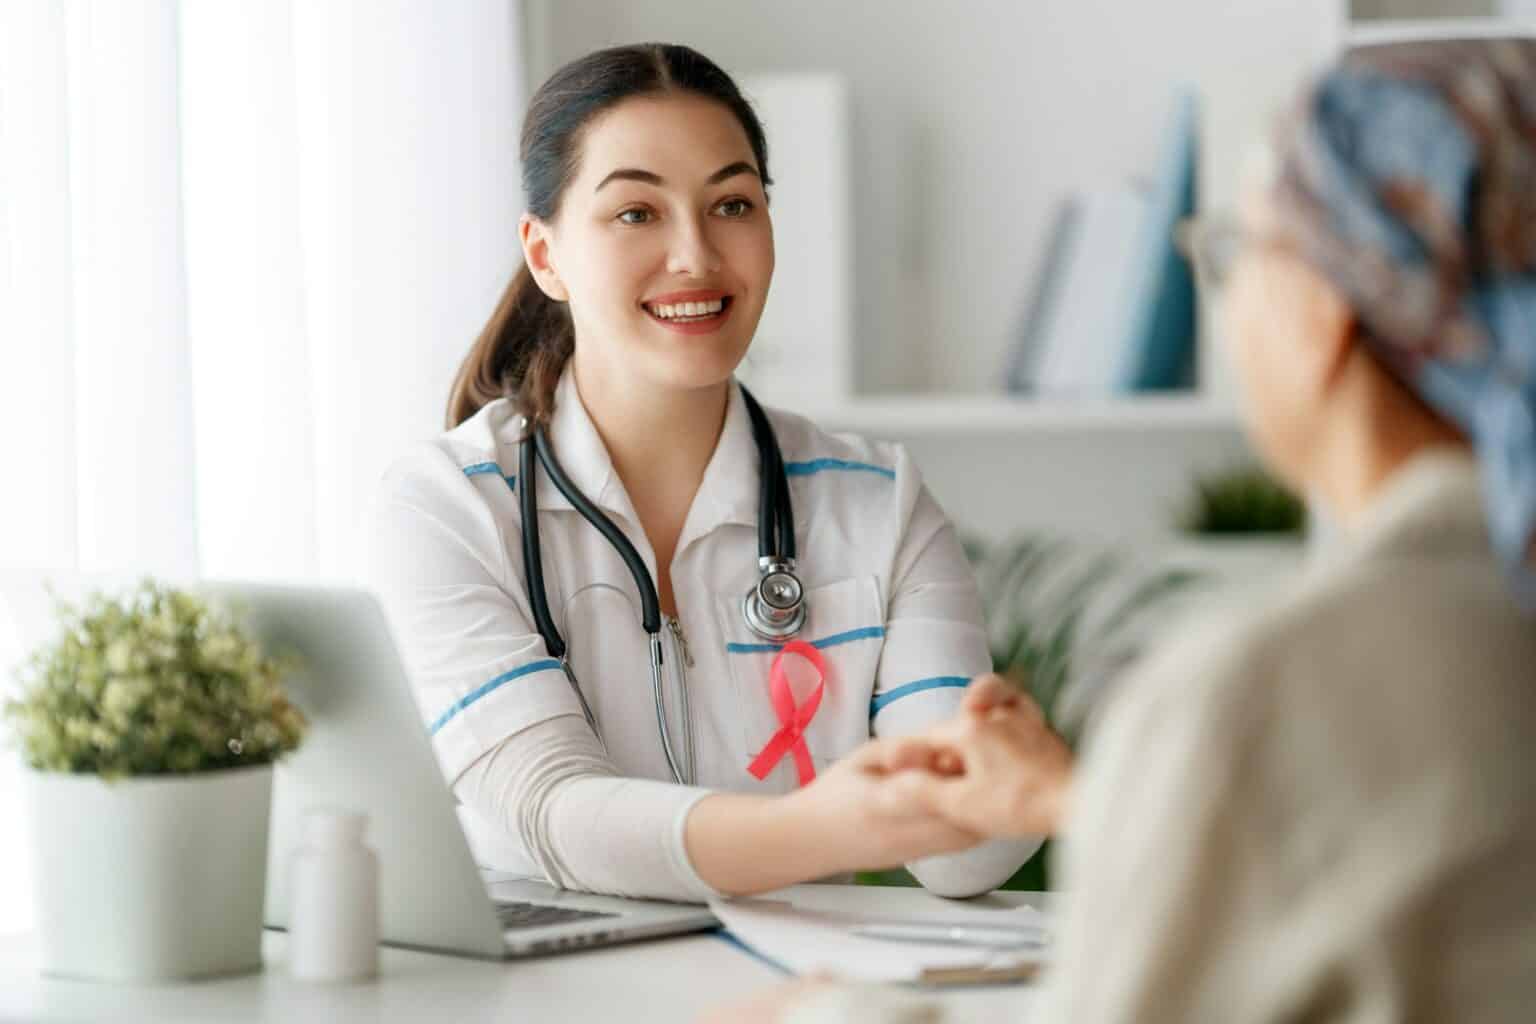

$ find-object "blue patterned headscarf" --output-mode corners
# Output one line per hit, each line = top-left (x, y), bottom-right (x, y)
(1273, 38), (1536, 610)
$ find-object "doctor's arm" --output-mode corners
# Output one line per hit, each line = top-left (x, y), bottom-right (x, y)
(870, 486), (1044, 897)
(371, 453), (976, 901)
(371, 480), (722, 902)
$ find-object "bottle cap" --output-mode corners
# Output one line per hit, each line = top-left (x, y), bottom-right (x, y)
(303, 807), (367, 845)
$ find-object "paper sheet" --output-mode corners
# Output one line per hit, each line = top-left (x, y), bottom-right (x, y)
(709, 895), (1052, 984)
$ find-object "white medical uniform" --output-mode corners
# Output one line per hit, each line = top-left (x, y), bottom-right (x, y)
(371, 369), (1039, 901)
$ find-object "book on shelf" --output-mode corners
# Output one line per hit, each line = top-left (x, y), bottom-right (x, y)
(1023, 186), (1149, 398)
(1005, 87), (1199, 398)
(1003, 197), (1076, 394)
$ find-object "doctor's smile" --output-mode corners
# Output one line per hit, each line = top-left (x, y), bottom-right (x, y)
(640, 289), (736, 333)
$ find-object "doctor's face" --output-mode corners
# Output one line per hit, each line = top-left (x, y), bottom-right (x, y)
(524, 92), (775, 394)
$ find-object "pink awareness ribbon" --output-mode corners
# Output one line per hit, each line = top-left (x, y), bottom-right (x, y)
(746, 640), (827, 787)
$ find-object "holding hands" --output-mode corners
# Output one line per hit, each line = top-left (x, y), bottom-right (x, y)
(871, 674), (1075, 842)
(699, 677), (1074, 1023)
(713, 673), (1074, 897)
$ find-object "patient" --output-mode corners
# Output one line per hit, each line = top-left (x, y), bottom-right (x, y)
(714, 37), (1536, 1023)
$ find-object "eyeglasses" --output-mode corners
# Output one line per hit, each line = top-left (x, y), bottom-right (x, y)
(1175, 214), (1247, 292)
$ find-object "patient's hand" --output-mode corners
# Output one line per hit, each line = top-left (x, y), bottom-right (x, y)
(876, 674), (1074, 838)
(696, 976), (836, 1024)
(786, 736), (984, 873)
(699, 977), (940, 1024)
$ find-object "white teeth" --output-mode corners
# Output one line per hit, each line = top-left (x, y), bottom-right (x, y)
(647, 298), (725, 320)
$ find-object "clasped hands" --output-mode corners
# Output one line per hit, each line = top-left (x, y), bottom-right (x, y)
(806, 674), (1075, 865)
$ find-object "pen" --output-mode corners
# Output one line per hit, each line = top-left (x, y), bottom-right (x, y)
(850, 922), (1048, 949)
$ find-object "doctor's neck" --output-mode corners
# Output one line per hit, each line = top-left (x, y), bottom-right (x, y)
(570, 352), (730, 498)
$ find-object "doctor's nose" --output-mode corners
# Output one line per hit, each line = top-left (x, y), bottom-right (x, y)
(665, 219), (722, 278)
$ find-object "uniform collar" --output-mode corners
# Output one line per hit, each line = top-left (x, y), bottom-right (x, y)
(538, 368), (619, 515)
(688, 377), (760, 538)
(537, 366), (761, 538)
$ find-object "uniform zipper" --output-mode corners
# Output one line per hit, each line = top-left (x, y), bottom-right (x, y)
(666, 615), (695, 668)
(664, 615), (696, 782)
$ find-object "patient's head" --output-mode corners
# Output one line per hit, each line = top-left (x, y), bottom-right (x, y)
(1220, 152), (1466, 507)
(1217, 38), (1536, 605)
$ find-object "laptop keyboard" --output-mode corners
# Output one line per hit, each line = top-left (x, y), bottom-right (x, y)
(494, 899), (619, 932)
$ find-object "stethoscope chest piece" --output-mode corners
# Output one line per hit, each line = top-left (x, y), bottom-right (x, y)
(743, 558), (807, 641)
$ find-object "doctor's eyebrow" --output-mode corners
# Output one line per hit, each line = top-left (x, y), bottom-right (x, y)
(593, 161), (760, 192)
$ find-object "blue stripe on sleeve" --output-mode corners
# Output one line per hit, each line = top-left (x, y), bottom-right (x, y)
(462, 462), (516, 491)
(869, 676), (971, 716)
(783, 458), (895, 480)
(725, 625), (885, 655)
(428, 658), (564, 735)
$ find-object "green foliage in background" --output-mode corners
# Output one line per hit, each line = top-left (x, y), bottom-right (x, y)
(2, 581), (307, 778)
(859, 535), (1204, 892)
(1178, 463), (1307, 535)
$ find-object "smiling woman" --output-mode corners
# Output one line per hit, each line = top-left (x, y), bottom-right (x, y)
(372, 43), (1045, 905)
(445, 48), (774, 432)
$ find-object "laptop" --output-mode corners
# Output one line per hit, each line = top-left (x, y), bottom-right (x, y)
(196, 581), (718, 960)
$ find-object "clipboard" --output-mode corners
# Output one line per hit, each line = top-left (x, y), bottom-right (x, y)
(709, 894), (1050, 988)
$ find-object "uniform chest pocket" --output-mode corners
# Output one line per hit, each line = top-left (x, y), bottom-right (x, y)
(713, 575), (886, 791)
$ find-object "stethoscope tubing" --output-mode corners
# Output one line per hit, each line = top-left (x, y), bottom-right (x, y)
(741, 386), (796, 562)
(520, 383), (796, 787)
(521, 432), (692, 783)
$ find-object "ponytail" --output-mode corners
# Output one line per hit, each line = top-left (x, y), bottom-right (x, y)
(445, 265), (573, 430)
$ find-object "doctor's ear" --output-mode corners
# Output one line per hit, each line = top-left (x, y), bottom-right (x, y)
(519, 214), (570, 303)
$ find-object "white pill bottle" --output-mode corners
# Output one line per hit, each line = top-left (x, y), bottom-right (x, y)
(287, 809), (380, 982)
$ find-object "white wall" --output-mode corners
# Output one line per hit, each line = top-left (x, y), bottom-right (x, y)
(529, 0), (1339, 398)
(896, 427), (1254, 543)
(524, 0), (1335, 543)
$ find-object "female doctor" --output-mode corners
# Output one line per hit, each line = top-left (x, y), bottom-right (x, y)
(371, 43), (1039, 902)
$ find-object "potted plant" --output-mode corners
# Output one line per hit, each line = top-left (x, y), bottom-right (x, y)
(3, 581), (306, 982)
(1164, 462), (1310, 584)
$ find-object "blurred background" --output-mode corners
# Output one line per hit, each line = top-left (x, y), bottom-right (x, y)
(1, 0), (1527, 933)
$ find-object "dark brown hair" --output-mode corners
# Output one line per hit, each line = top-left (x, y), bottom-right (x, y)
(445, 43), (772, 430)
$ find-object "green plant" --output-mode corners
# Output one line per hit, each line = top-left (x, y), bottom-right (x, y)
(1178, 463), (1307, 535)
(859, 534), (1205, 891)
(3, 580), (307, 777)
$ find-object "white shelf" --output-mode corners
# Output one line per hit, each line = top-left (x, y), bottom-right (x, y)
(798, 394), (1245, 436)
(1344, 16), (1532, 45)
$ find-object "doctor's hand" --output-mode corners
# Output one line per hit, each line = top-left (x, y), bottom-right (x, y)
(786, 736), (985, 873)
(876, 674), (1075, 839)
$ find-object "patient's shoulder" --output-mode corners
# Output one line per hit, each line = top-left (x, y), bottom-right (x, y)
(1107, 552), (1536, 841)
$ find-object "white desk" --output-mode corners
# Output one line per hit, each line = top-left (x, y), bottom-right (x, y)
(0, 886), (1041, 1022)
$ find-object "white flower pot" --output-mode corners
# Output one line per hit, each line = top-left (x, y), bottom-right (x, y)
(25, 763), (273, 982)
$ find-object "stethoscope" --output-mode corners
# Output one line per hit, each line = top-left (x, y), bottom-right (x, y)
(518, 384), (805, 786)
